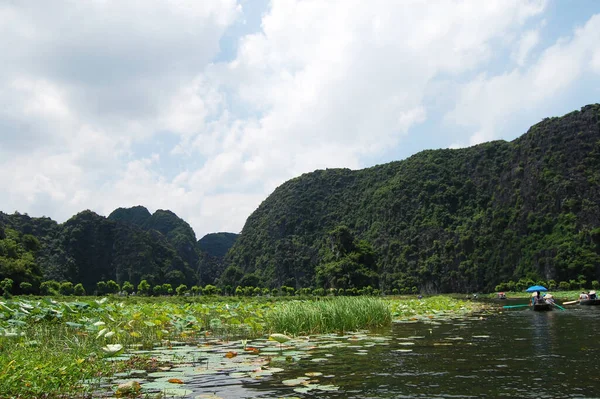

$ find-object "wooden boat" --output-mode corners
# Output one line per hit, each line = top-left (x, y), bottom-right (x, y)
(579, 299), (600, 306)
(533, 303), (552, 311)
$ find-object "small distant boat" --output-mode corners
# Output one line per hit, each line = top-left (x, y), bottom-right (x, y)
(579, 299), (600, 306)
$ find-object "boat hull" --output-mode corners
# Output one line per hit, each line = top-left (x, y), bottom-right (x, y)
(579, 299), (600, 306)
(533, 303), (552, 311)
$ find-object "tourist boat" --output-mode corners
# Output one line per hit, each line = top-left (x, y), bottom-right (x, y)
(579, 299), (600, 306)
(533, 303), (553, 311)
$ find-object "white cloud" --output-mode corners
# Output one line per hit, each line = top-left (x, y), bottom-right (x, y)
(5, 0), (600, 239)
(174, 0), (549, 235)
(512, 28), (540, 66)
(446, 13), (600, 145)
(0, 0), (240, 235)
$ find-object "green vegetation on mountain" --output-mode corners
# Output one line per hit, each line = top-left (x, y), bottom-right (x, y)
(226, 104), (600, 293)
(1, 105), (599, 295)
(198, 232), (239, 258)
(0, 225), (43, 294)
(0, 205), (241, 294)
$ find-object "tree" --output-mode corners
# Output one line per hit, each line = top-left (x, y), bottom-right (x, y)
(106, 280), (120, 294)
(41, 280), (60, 295)
(59, 281), (74, 296)
(122, 281), (134, 295)
(203, 284), (217, 296)
(239, 273), (261, 288)
(96, 281), (107, 295)
(220, 266), (244, 288)
(0, 278), (13, 298)
(176, 284), (188, 296)
(165, 270), (186, 287)
(137, 280), (151, 296)
(19, 282), (33, 294)
(316, 227), (378, 291)
(190, 285), (201, 296)
(162, 283), (173, 295)
(74, 283), (86, 296)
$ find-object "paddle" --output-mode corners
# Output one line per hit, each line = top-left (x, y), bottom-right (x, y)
(551, 303), (566, 311)
(562, 300), (579, 305)
(502, 304), (530, 309)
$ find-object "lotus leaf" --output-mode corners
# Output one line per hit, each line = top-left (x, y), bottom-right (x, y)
(269, 333), (291, 343)
(102, 344), (123, 354)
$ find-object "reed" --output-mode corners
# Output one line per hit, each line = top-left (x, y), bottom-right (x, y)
(266, 297), (392, 335)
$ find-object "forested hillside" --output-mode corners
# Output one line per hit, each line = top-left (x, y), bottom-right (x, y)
(0, 207), (238, 294)
(1, 105), (599, 295)
(225, 104), (600, 293)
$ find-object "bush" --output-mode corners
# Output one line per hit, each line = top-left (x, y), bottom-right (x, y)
(74, 283), (86, 296)
(41, 280), (60, 295)
(203, 285), (217, 296)
(137, 280), (151, 296)
(176, 284), (188, 296)
(122, 281), (134, 295)
(96, 281), (107, 295)
(558, 281), (570, 291)
(19, 282), (33, 294)
(106, 280), (120, 294)
(59, 282), (74, 296)
(0, 278), (13, 298)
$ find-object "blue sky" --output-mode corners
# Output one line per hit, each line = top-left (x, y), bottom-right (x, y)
(0, 0), (599, 238)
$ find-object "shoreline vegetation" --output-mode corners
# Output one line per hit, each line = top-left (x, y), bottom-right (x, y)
(0, 295), (483, 398)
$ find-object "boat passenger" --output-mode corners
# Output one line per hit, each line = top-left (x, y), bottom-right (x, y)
(544, 294), (554, 305)
(589, 290), (597, 300)
(579, 291), (589, 300)
(531, 291), (544, 305)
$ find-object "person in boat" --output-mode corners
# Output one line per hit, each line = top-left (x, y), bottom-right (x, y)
(497, 292), (506, 299)
(579, 291), (589, 300)
(544, 293), (555, 305)
(531, 291), (544, 305)
(588, 290), (597, 300)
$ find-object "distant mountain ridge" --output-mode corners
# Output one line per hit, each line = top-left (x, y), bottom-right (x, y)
(0, 206), (238, 293)
(225, 104), (600, 293)
(2, 105), (599, 294)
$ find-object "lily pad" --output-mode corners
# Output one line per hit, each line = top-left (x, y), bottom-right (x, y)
(305, 372), (323, 377)
(282, 377), (309, 386)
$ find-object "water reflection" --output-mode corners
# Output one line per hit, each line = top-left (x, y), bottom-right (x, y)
(530, 310), (558, 357)
(183, 307), (600, 398)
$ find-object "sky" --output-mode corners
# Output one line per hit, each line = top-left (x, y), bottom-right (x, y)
(1, 0), (599, 239)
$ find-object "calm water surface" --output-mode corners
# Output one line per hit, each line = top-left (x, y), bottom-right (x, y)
(184, 305), (600, 398)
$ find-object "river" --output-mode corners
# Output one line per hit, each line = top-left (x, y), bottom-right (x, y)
(179, 304), (600, 398)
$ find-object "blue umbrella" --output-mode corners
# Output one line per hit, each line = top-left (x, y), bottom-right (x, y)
(525, 285), (548, 292)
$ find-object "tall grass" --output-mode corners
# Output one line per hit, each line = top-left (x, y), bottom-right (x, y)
(267, 297), (392, 335)
(0, 324), (110, 398)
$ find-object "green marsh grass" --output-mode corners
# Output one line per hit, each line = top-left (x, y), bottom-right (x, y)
(267, 297), (392, 335)
(0, 324), (109, 398)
